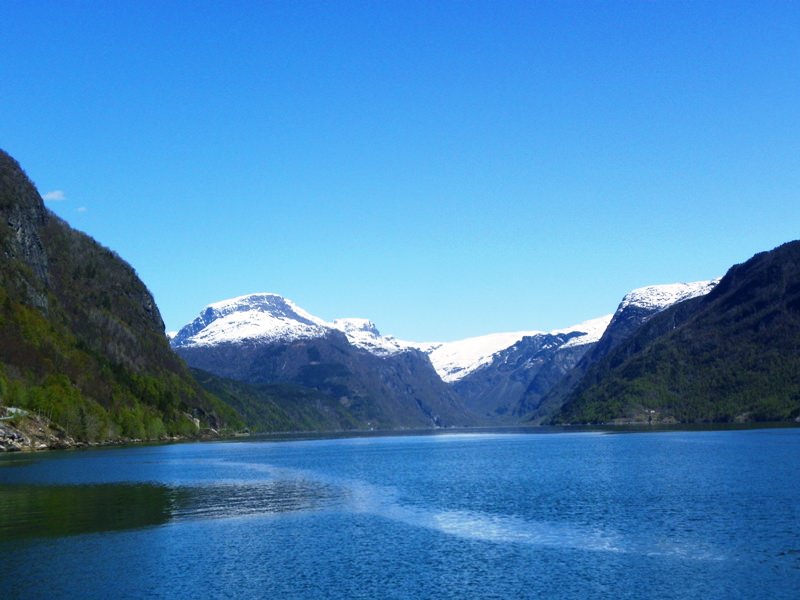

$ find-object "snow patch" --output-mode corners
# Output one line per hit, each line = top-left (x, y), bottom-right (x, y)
(553, 314), (614, 349)
(330, 318), (415, 357)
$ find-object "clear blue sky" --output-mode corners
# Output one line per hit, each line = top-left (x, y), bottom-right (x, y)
(2, 1), (798, 341)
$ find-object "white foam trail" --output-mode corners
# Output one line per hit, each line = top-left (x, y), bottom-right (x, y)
(216, 459), (721, 559)
(344, 480), (622, 552)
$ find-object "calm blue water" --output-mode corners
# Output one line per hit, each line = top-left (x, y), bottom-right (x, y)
(1, 428), (799, 599)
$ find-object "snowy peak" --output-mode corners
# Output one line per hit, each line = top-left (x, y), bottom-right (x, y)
(206, 293), (327, 327)
(420, 316), (613, 383)
(619, 279), (721, 313)
(172, 294), (415, 356)
(171, 293), (330, 348)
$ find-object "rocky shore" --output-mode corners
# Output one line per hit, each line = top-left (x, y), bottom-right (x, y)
(0, 406), (226, 452)
(0, 407), (74, 451)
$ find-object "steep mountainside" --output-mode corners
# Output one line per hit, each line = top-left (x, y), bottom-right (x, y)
(0, 150), (239, 443)
(173, 295), (475, 429)
(528, 279), (719, 420)
(448, 315), (612, 420)
(189, 368), (362, 432)
(553, 242), (800, 424)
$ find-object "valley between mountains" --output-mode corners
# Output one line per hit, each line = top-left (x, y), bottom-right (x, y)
(2, 148), (799, 449)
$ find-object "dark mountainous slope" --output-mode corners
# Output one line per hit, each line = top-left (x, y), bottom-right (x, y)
(451, 331), (597, 421)
(176, 331), (474, 429)
(529, 280), (719, 421)
(172, 295), (477, 429)
(553, 241), (800, 424)
(190, 368), (363, 432)
(0, 149), (239, 442)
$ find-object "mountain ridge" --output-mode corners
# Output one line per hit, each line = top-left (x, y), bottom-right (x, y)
(552, 241), (800, 424)
(524, 278), (720, 420)
(172, 292), (615, 384)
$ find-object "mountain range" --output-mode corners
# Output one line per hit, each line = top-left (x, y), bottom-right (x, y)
(171, 245), (800, 428)
(170, 279), (727, 429)
(2, 148), (799, 448)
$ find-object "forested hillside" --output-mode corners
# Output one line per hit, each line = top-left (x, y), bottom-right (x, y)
(0, 150), (240, 443)
(554, 241), (800, 424)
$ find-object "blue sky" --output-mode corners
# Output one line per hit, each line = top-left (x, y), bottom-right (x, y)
(2, 1), (799, 341)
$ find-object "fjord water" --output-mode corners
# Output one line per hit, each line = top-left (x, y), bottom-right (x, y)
(1, 429), (798, 599)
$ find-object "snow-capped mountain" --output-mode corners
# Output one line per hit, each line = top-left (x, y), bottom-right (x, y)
(619, 279), (721, 312)
(171, 292), (615, 386)
(172, 294), (473, 429)
(171, 293), (329, 348)
(597, 279), (721, 356)
(419, 314), (612, 384)
(172, 293), (417, 357)
(420, 331), (543, 383)
(433, 315), (613, 420)
(524, 278), (721, 419)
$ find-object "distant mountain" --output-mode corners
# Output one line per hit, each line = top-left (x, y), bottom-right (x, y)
(417, 331), (542, 383)
(171, 293), (620, 427)
(440, 316), (612, 420)
(552, 242), (800, 424)
(0, 149), (239, 444)
(171, 293), (329, 348)
(172, 294), (475, 429)
(172, 293), (416, 356)
(527, 279), (720, 420)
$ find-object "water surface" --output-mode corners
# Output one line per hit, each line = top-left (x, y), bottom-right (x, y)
(1, 428), (798, 598)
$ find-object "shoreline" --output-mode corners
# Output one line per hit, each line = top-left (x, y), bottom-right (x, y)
(4, 413), (799, 455)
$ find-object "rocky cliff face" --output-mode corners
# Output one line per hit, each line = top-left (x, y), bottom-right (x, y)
(0, 152), (50, 308)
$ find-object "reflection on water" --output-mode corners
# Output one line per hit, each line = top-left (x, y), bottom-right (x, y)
(0, 484), (174, 540)
(0, 477), (342, 542)
(0, 458), (724, 560)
